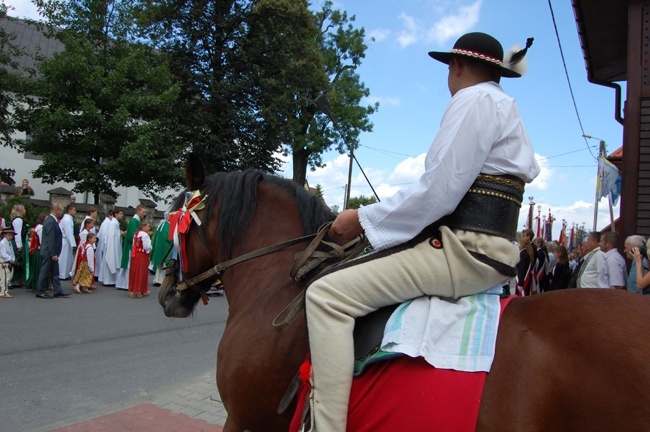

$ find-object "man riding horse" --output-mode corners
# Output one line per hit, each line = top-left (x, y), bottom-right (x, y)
(305, 32), (538, 431)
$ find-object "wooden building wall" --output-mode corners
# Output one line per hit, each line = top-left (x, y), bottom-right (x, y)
(622, 1), (650, 239)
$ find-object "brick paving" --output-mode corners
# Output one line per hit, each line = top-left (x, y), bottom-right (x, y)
(45, 372), (227, 432)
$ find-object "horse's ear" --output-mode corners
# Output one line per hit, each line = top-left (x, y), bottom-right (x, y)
(185, 153), (206, 191)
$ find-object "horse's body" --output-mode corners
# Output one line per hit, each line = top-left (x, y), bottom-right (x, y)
(160, 159), (650, 431)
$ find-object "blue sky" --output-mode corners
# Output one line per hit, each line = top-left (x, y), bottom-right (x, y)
(5, 0), (625, 239)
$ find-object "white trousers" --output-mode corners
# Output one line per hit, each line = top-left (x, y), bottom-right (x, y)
(305, 226), (519, 432)
(0, 263), (14, 296)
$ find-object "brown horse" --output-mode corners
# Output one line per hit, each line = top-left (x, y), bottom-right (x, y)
(159, 157), (650, 431)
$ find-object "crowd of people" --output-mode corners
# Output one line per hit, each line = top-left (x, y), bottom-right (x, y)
(514, 228), (642, 295)
(0, 200), (226, 300)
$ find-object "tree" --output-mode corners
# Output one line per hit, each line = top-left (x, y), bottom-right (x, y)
(139, 0), (376, 184)
(9, 0), (183, 203)
(347, 194), (376, 209)
(138, 0), (290, 175)
(287, 0), (378, 185)
(313, 183), (324, 198)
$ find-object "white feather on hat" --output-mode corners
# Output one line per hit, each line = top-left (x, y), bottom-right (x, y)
(503, 37), (534, 77)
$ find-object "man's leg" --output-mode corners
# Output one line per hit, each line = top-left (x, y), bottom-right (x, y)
(305, 227), (517, 431)
(50, 259), (62, 294)
(37, 258), (51, 295)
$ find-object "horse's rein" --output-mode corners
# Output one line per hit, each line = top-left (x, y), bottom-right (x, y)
(173, 233), (319, 292)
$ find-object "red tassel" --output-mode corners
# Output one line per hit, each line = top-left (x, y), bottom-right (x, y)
(299, 359), (311, 383)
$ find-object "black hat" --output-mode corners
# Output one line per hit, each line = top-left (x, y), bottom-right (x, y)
(428, 32), (533, 78)
(1, 228), (16, 235)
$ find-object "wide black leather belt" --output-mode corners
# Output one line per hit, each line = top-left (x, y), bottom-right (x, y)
(443, 173), (525, 241)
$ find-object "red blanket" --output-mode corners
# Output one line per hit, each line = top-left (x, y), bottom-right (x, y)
(290, 297), (515, 431)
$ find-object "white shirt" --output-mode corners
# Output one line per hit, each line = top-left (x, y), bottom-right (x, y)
(598, 248), (627, 289)
(35, 224), (43, 245)
(0, 238), (16, 262)
(135, 231), (153, 254)
(0, 236), (16, 262)
(359, 81), (540, 251)
(578, 248), (605, 288)
(84, 243), (95, 272)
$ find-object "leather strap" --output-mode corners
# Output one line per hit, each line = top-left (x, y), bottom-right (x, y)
(175, 234), (317, 292)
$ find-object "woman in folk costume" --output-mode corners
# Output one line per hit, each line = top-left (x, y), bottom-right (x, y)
(516, 236), (535, 296)
(128, 221), (152, 298)
(72, 233), (97, 294)
(26, 213), (47, 292)
(10, 204), (29, 287)
(116, 205), (146, 290)
(70, 218), (95, 288)
(0, 228), (17, 298)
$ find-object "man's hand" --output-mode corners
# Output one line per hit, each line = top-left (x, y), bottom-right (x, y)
(328, 209), (363, 246)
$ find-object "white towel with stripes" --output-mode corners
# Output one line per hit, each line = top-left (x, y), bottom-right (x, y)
(380, 285), (502, 372)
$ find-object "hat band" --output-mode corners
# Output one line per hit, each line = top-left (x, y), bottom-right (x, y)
(450, 48), (504, 67)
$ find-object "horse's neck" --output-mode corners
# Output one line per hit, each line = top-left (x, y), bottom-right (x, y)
(221, 184), (308, 306)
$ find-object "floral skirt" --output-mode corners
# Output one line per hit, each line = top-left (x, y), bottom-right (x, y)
(73, 262), (94, 288)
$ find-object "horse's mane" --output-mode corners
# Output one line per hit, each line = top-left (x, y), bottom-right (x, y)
(172, 170), (335, 259)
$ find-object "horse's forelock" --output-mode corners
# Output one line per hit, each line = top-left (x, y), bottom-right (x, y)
(172, 170), (334, 260)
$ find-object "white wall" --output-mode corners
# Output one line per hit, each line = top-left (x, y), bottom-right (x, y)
(2, 139), (176, 209)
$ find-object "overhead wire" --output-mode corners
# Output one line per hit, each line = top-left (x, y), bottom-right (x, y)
(547, 0), (597, 160)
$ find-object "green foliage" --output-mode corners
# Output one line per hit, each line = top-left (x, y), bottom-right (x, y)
(9, 0), (184, 203)
(347, 194), (376, 209)
(286, 0), (378, 185)
(3, 0), (377, 197)
(138, 0), (285, 175)
(313, 183), (324, 198)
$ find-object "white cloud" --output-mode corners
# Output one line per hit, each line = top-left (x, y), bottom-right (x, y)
(395, 1), (483, 49)
(427, 1), (482, 45)
(388, 153), (425, 184)
(368, 28), (391, 43)
(5, 0), (41, 19)
(527, 153), (553, 190)
(363, 95), (401, 107)
(396, 12), (421, 48)
(518, 198), (620, 241)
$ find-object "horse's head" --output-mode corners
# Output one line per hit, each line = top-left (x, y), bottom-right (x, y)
(158, 154), (214, 317)
(158, 154), (336, 318)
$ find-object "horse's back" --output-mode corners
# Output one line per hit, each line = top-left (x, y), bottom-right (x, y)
(478, 289), (650, 432)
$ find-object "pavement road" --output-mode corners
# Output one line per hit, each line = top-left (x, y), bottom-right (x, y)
(0, 277), (229, 432)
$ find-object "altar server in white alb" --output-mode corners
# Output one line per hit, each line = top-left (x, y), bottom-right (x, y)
(58, 204), (77, 280)
(100, 209), (124, 286)
(95, 210), (112, 281)
(304, 32), (540, 432)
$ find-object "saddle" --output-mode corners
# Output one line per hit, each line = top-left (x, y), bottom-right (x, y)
(352, 304), (403, 375)
(277, 304), (403, 415)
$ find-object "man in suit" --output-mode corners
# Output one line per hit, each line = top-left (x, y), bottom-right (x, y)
(36, 203), (71, 299)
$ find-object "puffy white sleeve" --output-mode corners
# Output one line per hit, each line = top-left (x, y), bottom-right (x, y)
(12, 218), (24, 249)
(86, 245), (95, 272)
(141, 232), (153, 254)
